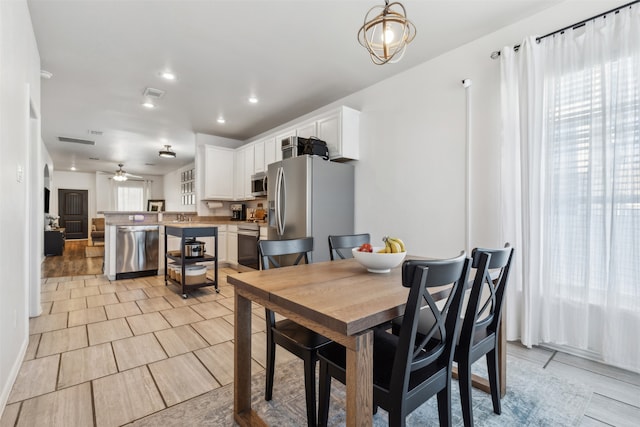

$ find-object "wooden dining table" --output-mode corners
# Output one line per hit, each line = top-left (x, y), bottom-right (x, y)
(228, 257), (506, 427)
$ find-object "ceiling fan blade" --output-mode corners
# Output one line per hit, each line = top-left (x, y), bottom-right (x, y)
(125, 172), (143, 179)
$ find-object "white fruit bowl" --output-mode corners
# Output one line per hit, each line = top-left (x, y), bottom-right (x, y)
(352, 247), (407, 273)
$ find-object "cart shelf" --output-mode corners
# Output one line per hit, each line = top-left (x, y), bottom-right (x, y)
(164, 225), (219, 298)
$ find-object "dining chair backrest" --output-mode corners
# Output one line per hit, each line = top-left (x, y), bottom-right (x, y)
(460, 244), (514, 345)
(328, 233), (371, 260)
(392, 252), (474, 395)
(258, 237), (314, 270)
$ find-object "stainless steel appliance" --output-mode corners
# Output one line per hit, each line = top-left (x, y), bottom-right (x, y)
(231, 203), (246, 221)
(116, 225), (159, 279)
(268, 155), (354, 263)
(238, 222), (259, 269)
(281, 136), (309, 160)
(183, 238), (205, 258)
(251, 172), (268, 197)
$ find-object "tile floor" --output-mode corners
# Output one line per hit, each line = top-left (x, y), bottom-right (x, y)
(2, 268), (639, 426)
(1, 268), (296, 427)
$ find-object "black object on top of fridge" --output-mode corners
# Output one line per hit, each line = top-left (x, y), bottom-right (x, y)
(267, 155), (354, 264)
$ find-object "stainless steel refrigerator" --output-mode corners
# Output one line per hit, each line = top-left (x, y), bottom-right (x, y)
(267, 155), (354, 263)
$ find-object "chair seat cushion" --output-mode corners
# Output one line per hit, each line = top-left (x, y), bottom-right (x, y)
(318, 329), (447, 392)
(273, 319), (331, 350)
(91, 231), (105, 239)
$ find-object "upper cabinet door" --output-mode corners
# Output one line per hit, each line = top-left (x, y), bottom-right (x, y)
(296, 121), (317, 138)
(234, 149), (245, 200)
(243, 145), (255, 199)
(316, 106), (360, 161)
(264, 137), (278, 170)
(204, 145), (234, 200)
(254, 140), (265, 173)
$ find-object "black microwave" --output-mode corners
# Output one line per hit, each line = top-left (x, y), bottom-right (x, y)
(251, 172), (267, 197)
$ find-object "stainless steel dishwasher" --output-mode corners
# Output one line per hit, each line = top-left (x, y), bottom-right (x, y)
(116, 225), (159, 279)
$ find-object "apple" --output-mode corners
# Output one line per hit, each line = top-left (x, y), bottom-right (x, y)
(358, 243), (373, 253)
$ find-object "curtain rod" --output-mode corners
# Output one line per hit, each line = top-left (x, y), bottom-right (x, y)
(490, 0), (638, 59)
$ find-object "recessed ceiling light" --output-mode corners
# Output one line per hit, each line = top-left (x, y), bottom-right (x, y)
(142, 101), (155, 108)
(160, 71), (176, 81)
(248, 96), (258, 104)
(217, 117), (226, 124)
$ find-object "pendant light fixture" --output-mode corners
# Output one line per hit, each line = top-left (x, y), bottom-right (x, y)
(357, 0), (416, 65)
(158, 145), (176, 158)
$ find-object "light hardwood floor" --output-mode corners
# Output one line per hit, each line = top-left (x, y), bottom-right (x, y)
(1, 249), (638, 426)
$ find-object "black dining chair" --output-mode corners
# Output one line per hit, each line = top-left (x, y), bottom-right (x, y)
(317, 252), (477, 427)
(258, 237), (331, 427)
(455, 244), (514, 427)
(328, 233), (371, 260)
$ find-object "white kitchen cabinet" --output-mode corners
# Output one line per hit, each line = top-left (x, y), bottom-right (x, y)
(227, 224), (238, 265)
(218, 231), (227, 263)
(201, 225), (226, 262)
(296, 121), (317, 138)
(264, 136), (279, 171)
(234, 149), (245, 200)
(243, 145), (255, 199)
(204, 145), (235, 199)
(167, 235), (181, 252)
(254, 140), (265, 173)
(315, 106), (360, 161)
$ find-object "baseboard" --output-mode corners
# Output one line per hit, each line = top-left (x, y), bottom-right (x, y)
(0, 335), (28, 419)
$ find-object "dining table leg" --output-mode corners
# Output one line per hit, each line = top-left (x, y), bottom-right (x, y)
(345, 330), (374, 427)
(234, 292), (264, 426)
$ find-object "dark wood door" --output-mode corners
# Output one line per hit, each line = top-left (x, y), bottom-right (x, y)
(58, 189), (88, 239)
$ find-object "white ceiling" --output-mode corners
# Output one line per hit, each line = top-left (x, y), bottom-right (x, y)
(28, 0), (561, 177)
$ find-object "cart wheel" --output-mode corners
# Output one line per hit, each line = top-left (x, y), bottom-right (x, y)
(215, 288), (220, 294)
(182, 294), (188, 299)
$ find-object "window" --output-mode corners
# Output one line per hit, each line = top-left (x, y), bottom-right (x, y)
(544, 55), (640, 307)
(115, 181), (147, 211)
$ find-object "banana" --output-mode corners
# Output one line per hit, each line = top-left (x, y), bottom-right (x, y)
(382, 236), (392, 253)
(388, 237), (406, 252)
(382, 236), (406, 253)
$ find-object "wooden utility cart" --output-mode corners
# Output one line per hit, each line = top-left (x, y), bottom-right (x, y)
(164, 225), (219, 298)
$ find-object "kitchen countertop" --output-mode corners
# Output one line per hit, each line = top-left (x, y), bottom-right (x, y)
(105, 220), (268, 227)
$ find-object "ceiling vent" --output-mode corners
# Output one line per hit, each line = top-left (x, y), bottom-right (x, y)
(88, 130), (103, 136)
(143, 87), (165, 99)
(58, 136), (95, 145)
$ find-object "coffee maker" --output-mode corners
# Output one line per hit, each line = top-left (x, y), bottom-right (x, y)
(230, 203), (246, 221)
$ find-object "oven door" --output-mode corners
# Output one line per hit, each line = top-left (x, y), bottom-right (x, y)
(238, 230), (259, 270)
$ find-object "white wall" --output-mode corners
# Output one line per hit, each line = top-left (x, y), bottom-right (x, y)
(0, 0), (41, 414)
(164, 162), (196, 212)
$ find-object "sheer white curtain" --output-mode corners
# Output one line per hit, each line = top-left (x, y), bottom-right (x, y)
(501, 5), (640, 372)
(110, 179), (152, 211)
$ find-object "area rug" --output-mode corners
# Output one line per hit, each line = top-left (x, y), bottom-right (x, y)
(84, 246), (104, 258)
(128, 354), (591, 426)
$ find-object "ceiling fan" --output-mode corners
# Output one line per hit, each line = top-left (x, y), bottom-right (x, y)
(108, 163), (142, 182)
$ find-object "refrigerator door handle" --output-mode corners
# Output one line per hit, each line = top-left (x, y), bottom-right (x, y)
(279, 167), (286, 236)
(275, 167), (284, 237)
